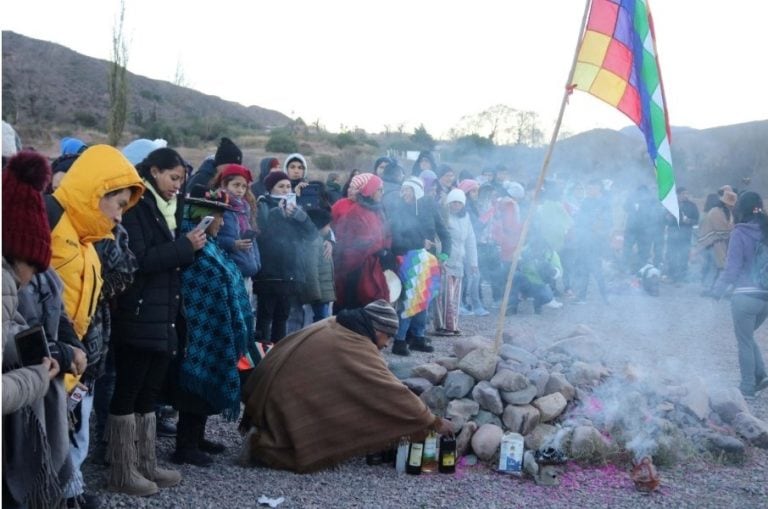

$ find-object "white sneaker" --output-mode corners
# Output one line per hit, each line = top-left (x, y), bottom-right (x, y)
(459, 306), (472, 316)
(543, 299), (563, 309)
(474, 307), (490, 317)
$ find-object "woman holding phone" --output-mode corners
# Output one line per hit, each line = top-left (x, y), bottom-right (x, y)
(253, 171), (317, 342)
(109, 148), (205, 497)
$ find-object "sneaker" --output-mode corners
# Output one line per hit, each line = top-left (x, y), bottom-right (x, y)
(172, 447), (213, 467)
(459, 306), (472, 316)
(409, 337), (435, 353)
(391, 341), (411, 356)
(474, 307), (490, 317)
(432, 328), (454, 337)
(543, 299), (563, 309)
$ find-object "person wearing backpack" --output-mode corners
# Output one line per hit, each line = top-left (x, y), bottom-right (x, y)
(712, 191), (768, 399)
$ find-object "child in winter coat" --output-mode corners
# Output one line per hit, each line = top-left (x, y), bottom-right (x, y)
(435, 189), (478, 335)
(303, 209), (336, 322)
(216, 164), (261, 296)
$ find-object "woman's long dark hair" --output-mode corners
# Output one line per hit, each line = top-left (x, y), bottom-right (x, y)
(341, 168), (360, 198)
(136, 147), (185, 193)
(734, 191), (768, 245)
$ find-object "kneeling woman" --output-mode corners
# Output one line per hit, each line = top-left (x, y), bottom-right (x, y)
(173, 191), (253, 466)
(240, 300), (452, 473)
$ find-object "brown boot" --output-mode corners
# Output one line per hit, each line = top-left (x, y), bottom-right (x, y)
(105, 414), (159, 496)
(135, 412), (182, 488)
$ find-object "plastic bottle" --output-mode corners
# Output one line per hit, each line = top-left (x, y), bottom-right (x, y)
(422, 431), (438, 473)
(438, 434), (456, 474)
(406, 441), (424, 475)
(395, 438), (409, 474)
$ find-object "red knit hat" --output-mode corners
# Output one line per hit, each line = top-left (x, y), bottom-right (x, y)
(218, 164), (253, 185)
(350, 173), (382, 198)
(2, 151), (53, 271)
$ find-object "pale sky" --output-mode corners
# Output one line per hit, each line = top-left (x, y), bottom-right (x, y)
(3, 0), (767, 139)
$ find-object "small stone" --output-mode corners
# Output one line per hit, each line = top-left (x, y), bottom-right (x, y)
(472, 381), (504, 415)
(544, 372), (576, 401)
(456, 422), (478, 458)
(498, 344), (539, 367)
(527, 367), (551, 397)
(389, 361), (418, 380)
(411, 363), (448, 385)
(420, 386), (448, 416)
(709, 388), (750, 424)
(502, 404), (541, 435)
(444, 370), (476, 399)
(458, 348), (499, 381)
(566, 361), (609, 386)
(500, 384), (538, 405)
(471, 423), (504, 462)
(490, 369), (530, 392)
(732, 412), (768, 448)
(702, 432), (746, 460)
(548, 335), (605, 362)
(569, 425), (609, 463)
(523, 450), (539, 478)
(473, 409), (503, 428)
(446, 398), (480, 426)
(434, 356), (459, 371)
(453, 336), (493, 360)
(524, 423), (558, 450)
(402, 377), (432, 395)
(532, 393), (568, 422)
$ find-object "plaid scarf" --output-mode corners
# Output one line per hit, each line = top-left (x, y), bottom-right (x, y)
(179, 219), (253, 420)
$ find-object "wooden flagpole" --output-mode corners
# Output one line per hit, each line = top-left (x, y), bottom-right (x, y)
(493, 0), (593, 353)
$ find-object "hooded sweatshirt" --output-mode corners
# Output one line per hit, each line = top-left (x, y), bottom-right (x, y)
(283, 153), (308, 189)
(253, 157), (280, 197)
(49, 145), (144, 339)
(713, 221), (768, 297)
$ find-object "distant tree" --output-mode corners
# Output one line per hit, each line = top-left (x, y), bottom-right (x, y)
(266, 129), (299, 153)
(450, 104), (543, 146)
(108, 0), (129, 147)
(512, 110), (544, 146)
(173, 57), (188, 88)
(410, 124), (435, 151)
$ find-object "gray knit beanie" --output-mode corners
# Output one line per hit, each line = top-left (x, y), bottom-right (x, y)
(363, 300), (399, 337)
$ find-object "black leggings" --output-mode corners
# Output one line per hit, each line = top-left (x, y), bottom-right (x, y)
(109, 344), (170, 416)
(256, 291), (291, 342)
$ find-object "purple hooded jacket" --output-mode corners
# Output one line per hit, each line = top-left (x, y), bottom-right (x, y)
(713, 221), (767, 297)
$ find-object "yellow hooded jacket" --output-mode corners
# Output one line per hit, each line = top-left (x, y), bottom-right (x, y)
(50, 145), (143, 389)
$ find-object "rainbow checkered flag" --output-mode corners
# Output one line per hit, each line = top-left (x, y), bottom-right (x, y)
(398, 249), (441, 319)
(570, 0), (678, 219)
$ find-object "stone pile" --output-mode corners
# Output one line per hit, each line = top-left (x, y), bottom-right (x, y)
(393, 327), (768, 475)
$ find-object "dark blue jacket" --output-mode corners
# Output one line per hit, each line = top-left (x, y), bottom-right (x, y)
(218, 210), (261, 277)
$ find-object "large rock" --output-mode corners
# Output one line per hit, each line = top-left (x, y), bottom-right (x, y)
(444, 370), (476, 399)
(496, 359), (528, 374)
(471, 424), (504, 462)
(456, 421), (478, 457)
(473, 410), (503, 428)
(569, 425), (610, 462)
(678, 377), (710, 421)
(402, 377), (432, 395)
(548, 335), (605, 362)
(701, 431), (747, 460)
(502, 404), (540, 435)
(388, 361), (418, 380)
(528, 367), (551, 397)
(458, 348), (499, 381)
(453, 336), (493, 360)
(498, 344), (539, 367)
(709, 388), (750, 424)
(490, 369), (529, 392)
(532, 393), (568, 422)
(732, 412), (768, 448)
(500, 384), (538, 405)
(524, 423), (558, 450)
(544, 372), (576, 401)
(434, 356), (459, 371)
(411, 363), (448, 385)
(566, 361), (609, 387)
(420, 386), (448, 416)
(446, 398), (480, 427)
(472, 381), (504, 415)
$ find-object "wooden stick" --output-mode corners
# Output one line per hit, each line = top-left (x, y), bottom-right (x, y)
(493, 0), (593, 353)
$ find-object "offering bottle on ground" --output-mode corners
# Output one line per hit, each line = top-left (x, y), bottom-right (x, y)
(438, 434), (456, 474)
(406, 441), (424, 475)
(421, 431), (438, 473)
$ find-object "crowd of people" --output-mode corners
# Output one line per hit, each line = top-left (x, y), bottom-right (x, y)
(2, 123), (767, 507)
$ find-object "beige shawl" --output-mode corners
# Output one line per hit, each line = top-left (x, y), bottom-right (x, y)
(242, 318), (437, 473)
(696, 206), (732, 268)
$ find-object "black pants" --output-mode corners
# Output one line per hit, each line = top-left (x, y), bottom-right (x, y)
(110, 344), (170, 416)
(256, 290), (291, 342)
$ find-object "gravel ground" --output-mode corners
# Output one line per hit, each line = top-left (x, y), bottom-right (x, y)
(84, 279), (768, 508)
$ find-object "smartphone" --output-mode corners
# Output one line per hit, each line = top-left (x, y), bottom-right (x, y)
(297, 182), (323, 210)
(14, 325), (51, 366)
(68, 385), (88, 412)
(285, 193), (297, 207)
(194, 215), (215, 233)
